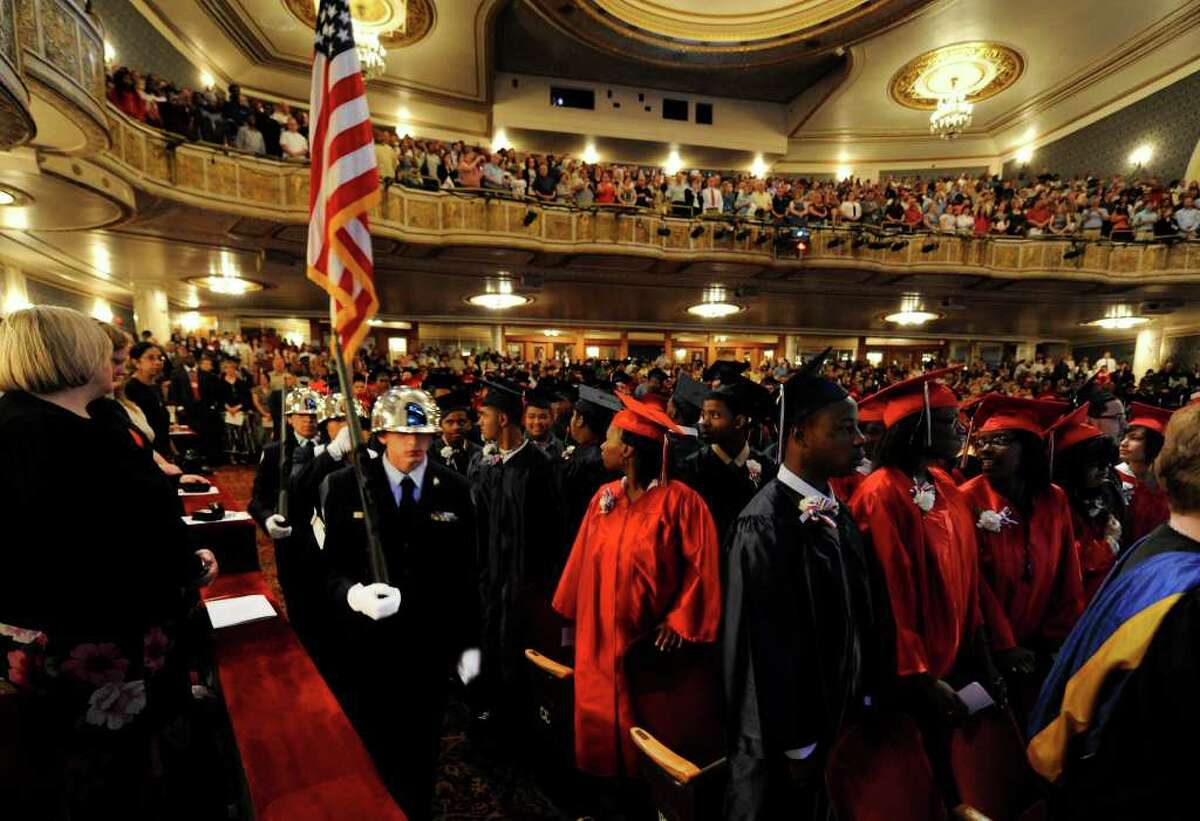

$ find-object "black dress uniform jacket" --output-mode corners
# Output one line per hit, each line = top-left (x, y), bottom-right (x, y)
(680, 444), (779, 544)
(322, 455), (479, 820)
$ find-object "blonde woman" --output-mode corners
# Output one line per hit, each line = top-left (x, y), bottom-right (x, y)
(0, 306), (216, 817)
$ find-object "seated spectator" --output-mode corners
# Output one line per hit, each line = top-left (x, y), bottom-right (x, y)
(1026, 197), (1053, 235)
(279, 117), (309, 160)
(1174, 196), (1200, 236)
(235, 114), (266, 155)
(806, 192), (829, 223)
(839, 191), (862, 223)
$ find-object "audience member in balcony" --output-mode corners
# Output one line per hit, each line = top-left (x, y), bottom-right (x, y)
(618, 176), (637, 207)
(595, 170), (617, 204)
(236, 113), (266, 155)
(700, 174), (724, 213)
(196, 91), (225, 144)
(138, 74), (166, 127)
(256, 101), (283, 157)
(1025, 197), (1053, 236)
(279, 117), (309, 160)
(665, 171), (689, 214)
(770, 182), (791, 224)
(635, 173), (654, 209)
(721, 179), (737, 213)
(838, 190), (862, 223)
(1048, 202), (1075, 236)
(374, 129), (397, 182)
(222, 85), (250, 144)
(936, 202), (955, 232)
(110, 67), (146, 121)
(458, 151), (484, 188)
(480, 153), (511, 191)
(530, 162), (556, 201)
(902, 197), (923, 231)
(882, 195), (906, 230)
(955, 203), (975, 233)
(806, 192), (830, 224)
(1109, 206), (1133, 241)
(1174, 196), (1200, 236)
(1132, 200), (1159, 238)
(1153, 205), (1180, 239)
(270, 101), (291, 127)
(749, 179), (772, 219)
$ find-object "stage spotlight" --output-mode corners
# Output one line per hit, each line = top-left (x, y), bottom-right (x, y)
(867, 240), (889, 250)
(827, 236), (844, 249)
(890, 239), (908, 251)
(1063, 242), (1084, 260)
(755, 231), (770, 245)
(920, 241), (940, 253)
(713, 227), (728, 240)
(851, 236), (869, 249)
(657, 226), (672, 237)
(522, 210), (538, 226)
(735, 227), (751, 241)
(690, 224), (705, 239)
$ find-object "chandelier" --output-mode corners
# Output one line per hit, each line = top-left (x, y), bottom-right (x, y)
(355, 28), (387, 80)
(929, 77), (973, 140)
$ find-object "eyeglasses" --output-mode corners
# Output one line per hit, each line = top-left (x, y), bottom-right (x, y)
(974, 433), (1017, 448)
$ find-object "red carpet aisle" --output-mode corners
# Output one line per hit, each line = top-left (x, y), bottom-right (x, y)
(215, 466), (571, 820)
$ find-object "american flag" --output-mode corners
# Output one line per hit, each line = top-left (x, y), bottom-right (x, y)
(306, 0), (381, 363)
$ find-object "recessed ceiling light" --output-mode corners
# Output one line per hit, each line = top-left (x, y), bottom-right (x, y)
(1084, 315), (1149, 330)
(466, 277), (530, 310)
(687, 285), (742, 319)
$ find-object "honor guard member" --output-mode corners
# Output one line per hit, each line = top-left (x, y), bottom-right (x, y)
(524, 385), (565, 459)
(558, 384), (623, 547)
(249, 386), (323, 643)
(427, 389), (479, 475)
(321, 388), (480, 820)
(681, 376), (779, 543)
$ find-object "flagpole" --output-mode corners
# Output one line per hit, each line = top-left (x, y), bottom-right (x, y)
(329, 305), (389, 584)
(276, 383), (289, 521)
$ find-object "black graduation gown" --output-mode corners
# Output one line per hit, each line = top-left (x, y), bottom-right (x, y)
(322, 456), (479, 821)
(426, 435), (480, 476)
(1050, 525), (1200, 820)
(471, 442), (565, 701)
(556, 441), (621, 553)
(529, 432), (565, 460)
(722, 479), (882, 821)
(681, 444), (778, 545)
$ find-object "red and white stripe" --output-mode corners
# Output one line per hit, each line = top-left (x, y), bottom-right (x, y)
(306, 20), (381, 362)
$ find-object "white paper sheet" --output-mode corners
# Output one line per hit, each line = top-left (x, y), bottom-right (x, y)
(956, 681), (996, 716)
(182, 510), (253, 526)
(205, 594), (277, 629)
(178, 486), (219, 497)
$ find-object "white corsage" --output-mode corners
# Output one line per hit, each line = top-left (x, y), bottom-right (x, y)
(440, 445), (456, 461)
(977, 507), (1019, 533)
(1105, 514), (1122, 556)
(799, 496), (839, 528)
(481, 442), (501, 466)
(562, 445), (576, 461)
(599, 487), (616, 514)
(911, 480), (936, 513)
(1119, 481), (1135, 506)
(746, 459), (763, 486)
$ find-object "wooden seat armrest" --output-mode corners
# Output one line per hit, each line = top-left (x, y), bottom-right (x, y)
(524, 648), (573, 679)
(952, 805), (994, 821)
(630, 726), (705, 785)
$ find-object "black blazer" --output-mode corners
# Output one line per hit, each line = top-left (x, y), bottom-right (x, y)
(249, 435), (308, 530)
(322, 456), (480, 671)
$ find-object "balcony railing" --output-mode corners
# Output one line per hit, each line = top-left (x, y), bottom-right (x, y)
(98, 106), (1200, 283)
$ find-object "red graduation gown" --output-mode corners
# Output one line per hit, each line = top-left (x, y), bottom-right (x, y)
(1072, 508), (1118, 602)
(552, 479), (721, 776)
(1117, 467), (1170, 547)
(959, 478), (1085, 651)
(849, 466), (982, 679)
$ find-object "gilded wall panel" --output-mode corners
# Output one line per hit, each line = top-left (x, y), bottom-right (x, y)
(40, 0), (78, 79)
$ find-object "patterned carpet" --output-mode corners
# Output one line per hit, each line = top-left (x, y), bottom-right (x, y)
(214, 466), (573, 820)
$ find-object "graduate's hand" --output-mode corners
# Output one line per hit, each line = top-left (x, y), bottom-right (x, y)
(997, 646), (1037, 676)
(654, 624), (684, 652)
(195, 549), (218, 586)
(920, 677), (969, 725)
(266, 514), (292, 540)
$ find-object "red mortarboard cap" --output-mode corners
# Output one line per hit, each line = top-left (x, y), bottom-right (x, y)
(613, 392), (685, 443)
(641, 391), (669, 411)
(1127, 402), (1174, 436)
(1046, 405), (1104, 452)
(974, 395), (1070, 437)
(869, 366), (965, 428)
(856, 393), (885, 424)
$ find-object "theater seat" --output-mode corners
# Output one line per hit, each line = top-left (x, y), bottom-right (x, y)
(950, 708), (1048, 821)
(624, 633), (728, 821)
(826, 714), (952, 821)
(524, 648), (574, 765)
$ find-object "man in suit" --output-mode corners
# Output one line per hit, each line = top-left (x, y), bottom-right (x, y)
(322, 388), (480, 820)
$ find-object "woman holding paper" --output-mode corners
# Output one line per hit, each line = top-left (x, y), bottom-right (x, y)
(0, 306), (218, 818)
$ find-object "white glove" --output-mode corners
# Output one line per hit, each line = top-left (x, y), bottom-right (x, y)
(326, 426), (353, 461)
(347, 582), (401, 621)
(266, 513), (293, 540)
(457, 647), (482, 685)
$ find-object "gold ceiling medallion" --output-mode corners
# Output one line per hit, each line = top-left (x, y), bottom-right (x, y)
(888, 41), (1024, 111)
(282, 0), (435, 48)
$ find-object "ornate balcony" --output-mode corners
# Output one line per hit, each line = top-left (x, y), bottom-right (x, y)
(98, 106), (1200, 286)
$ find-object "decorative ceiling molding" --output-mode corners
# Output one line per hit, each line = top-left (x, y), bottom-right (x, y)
(888, 41), (1024, 111)
(281, 0), (436, 48)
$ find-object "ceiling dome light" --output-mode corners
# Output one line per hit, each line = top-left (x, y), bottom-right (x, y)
(189, 275), (265, 295)
(1084, 315), (1150, 330)
(687, 285), (742, 319)
(466, 277), (531, 310)
(883, 310), (941, 326)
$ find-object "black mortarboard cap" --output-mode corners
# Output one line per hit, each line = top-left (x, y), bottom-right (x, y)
(481, 377), (525, 420)
(436, 389), (473, 414)
(780, 348), (849, 425)
(702, 359), (750, 384)
(577, 384), (622, 414)
(670, 374), (708, 414)
(524, 385), (555, 409)
(422, 371), (459, 391)
(709, 377), (772, 420)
